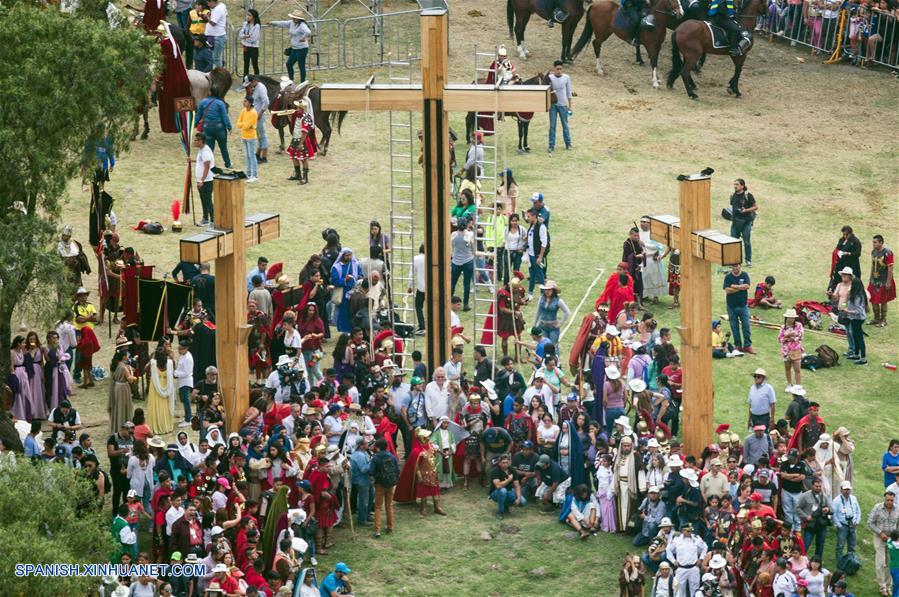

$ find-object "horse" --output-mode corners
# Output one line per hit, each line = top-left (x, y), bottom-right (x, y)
(507, 0), (591, 63)
(571, 0), (685, 88)
(249, 75), (348, 157)
(463, 73), (550, 153)
(666, 0), (767, 99)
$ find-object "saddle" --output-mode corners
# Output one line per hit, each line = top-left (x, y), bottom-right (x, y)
(702, 21), (731, 48)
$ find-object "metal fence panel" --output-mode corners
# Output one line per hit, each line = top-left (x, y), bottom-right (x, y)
(341, 9), (422, 69)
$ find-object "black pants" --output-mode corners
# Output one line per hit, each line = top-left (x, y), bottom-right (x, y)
(712, 13), (742, 47)
(199, 181), (214, 222)
(415, 290), (426, 331)
(111, 472), (128, 514)
(243, 47), (259, 77)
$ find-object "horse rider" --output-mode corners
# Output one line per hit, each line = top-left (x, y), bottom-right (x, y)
(680, 0), (708, 21)
(707, 0), (747, 56)
(488, 46), (521, 86)
(623, 0), (653, 46)
(546, 0), (569, 28)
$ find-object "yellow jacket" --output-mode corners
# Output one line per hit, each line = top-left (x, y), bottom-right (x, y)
(237, 108), (258, 140)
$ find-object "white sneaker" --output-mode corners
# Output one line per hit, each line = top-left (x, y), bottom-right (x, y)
(247, 176), (258, 182)
(729, 350), (744, 357)
(310, 556), (318, 566)
(526, 293), (533, 302)
(178, 421), (192, 428)
(725, 352), (735, 358)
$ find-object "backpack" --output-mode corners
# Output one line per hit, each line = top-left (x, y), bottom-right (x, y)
(814, 344), (839, 368)
(373, 453), (400, 487)
(800, 354), (822, 371)
(841, 551), (861, 576)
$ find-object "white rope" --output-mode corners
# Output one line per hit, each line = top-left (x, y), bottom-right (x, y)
(558, 268), (605, 344)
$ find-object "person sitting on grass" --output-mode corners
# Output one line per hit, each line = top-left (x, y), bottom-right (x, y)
(748, 275), (783, 309)
(712, 319), (742, 358)
(560, 482), (600, 539)
(490, 453), (525, 520)
(535, 453), (570, 513)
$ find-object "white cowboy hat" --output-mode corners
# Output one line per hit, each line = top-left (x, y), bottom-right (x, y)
(789, 385), (807, 396)
(604, 365), (621, 380)
(381, 359), (395, 370)
(605, 325), (620, 337)
(783, 308), (799, 319)
(614, 415), (630, 428)
(838, 266), (855, 276)
(279, 76), (293, 90)
(628, 379), (647, 393)
(276, 354), (293, 368)
(709, 554), (727, 569)
(497, 45), (508, 57)
(647, 438), (660, 448)
(481, 378), (498, 400)
(287, 11), (306, 20)
(667, 455), (684, 467)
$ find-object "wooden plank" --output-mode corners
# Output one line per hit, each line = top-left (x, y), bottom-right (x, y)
(421, 9), (448, 100)
(318, 85), (423, 112)
(691, 229), (742, 265)
(443, 85), (551, 113)
(648, 215), (681, 251)
(677, 176), (713, 458)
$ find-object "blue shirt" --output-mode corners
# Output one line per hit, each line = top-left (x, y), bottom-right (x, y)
(723, 271), (750, 308)
(198, 96), (232, 131)
(246, 266), (267, 293)
(884, 451), (899, 487)
(319, 572), (347, 597)
(24, 435), (40, 458)
(502, 394), (516, 419)
(349, 450), (372, 487)
(535, 337), (554, 361)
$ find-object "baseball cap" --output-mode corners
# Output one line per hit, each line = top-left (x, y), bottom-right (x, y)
(335, 562), (351, 574)
(648, 486), (660, 493)
(840, 480), (852, 490)
(534, 370), (545, 380)
(530, 191), (544, 202)
(537, 454), (551, 466)
(521, 440), (534, 449)
(170, 551), (182, 561)
(750, 492), (763, 502)
(211, 525), (225, 535)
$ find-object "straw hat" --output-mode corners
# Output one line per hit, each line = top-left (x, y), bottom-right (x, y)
(838, 266), (854, 276)
(288, 11), (306, 20)
(783, 308), (799, 319)
(538, 280), (560, 293)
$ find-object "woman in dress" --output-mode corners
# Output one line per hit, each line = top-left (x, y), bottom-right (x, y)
(145, 350), (175, 435)
(10, 336), (34, 421)
(329, 249), (360, 334)
(108, 338), (136, 433)
(44, 330), (72, 413)
(286, 98), (317, 185)
(127, 439), (156, 520)
(24, 331), (48, 420)
(298, 303), (325, 385)
(594, 453), (618, 533)
(496, 168), (518, 214)
(778, 308), (805, 392)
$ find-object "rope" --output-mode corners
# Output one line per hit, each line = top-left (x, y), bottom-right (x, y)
(558, 268), (605, 344)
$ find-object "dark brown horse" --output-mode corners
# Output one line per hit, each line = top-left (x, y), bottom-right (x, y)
(250, 76), (348, 156)
(507, 0), (591, 63)
(571, 0), (684, 88)
(464, 73), (550, 153)
(666, 0), (767, 99)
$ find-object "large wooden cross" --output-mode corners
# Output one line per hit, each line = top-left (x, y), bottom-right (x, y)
(180, 176), (280, 432)
(319, 8), (550, 372)
(648, 170), (743, 457)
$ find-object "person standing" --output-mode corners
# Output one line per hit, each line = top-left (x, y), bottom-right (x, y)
(349, 437), (373, 528)
(370, 438), (399, 538)
(197, 94), (232, 169)
(845, 277), (870, 365)
(885, 440), (899, 488)
(272, 12), (312, 82)
(828, 225), (862, 291)
(107, 422), (135, 514)
(623, 227), (645, 306)
(797, 477), (832, 561)
(174, 340), (194, 428)
(666, 522), (707, 596)
(729, 179), (757, 267)
(779, 308), (804, 392)
(723, 262), (754, 354)
(832, 480), (861, 572)
(868, 491), (899, 596)
(868, 234), (895, 327)
(204, 0), (228, 69)
(287, 98), (316, 184)
(547, 60), (572, 154)
(409, 244), (426, 333)
(237, 95), (259, 182)
(248, 78), (270, 165)
(526, 208), (549, 299)
(746, 368), (776, 430)
(239, 9), (261, 78)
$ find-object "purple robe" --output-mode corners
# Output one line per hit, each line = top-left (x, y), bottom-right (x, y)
(44, 347), (72, 412)
(27, 350), (47, 420)
(11, 351), (33, 421)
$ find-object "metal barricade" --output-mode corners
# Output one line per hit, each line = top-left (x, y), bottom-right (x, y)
(227, 19), (341, 78)
(341, 9), (422, 69)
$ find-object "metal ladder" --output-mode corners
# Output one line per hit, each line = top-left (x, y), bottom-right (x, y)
(387, 55), (419, 375)
(472, 45), (500, 378)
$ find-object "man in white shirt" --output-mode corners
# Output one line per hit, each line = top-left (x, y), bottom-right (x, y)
(424, 367), (449, 428)
(443, 347), (464, 383)
(204, 0), (228, 68)
(772, 557), (797, 597)
(282, 402), (304, 438)
(194, 133), (215, 226)
(410, 245), (426, 334)
(522, 371), (555, 418)
(166, 490), (187, 536)
(665, 523), (707, 597)
(175, 342), (195, 427)
(265, 354), (308, 404)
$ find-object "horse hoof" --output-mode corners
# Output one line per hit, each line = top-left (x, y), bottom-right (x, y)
(689, 94), (699, 100)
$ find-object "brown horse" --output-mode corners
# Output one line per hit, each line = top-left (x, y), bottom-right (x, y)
(507, 0), (591, 63)
(666, 0), (767, 99)
(133, 68), (232, 140)
(464, 73), (551, 152)
(571, 0), (684, 88)
(250, 76), (348, 156)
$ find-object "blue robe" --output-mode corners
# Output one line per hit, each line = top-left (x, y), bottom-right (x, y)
(330, 251), (360, 333)
(590, 348), (608, 425)
(553, 421), (587, 489)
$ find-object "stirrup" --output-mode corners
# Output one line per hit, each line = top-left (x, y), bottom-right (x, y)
(553, 9), (569, 22)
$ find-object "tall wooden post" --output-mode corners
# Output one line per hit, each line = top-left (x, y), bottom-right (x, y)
(677, 176), (713, 457)
(212, 178), (250, 433)
(421, 9), (451, 375)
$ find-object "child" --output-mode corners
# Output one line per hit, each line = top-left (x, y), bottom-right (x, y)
(125, 489), (150, 553)
(667, 250), (681, 309)
(749, 275), (783, 308)
(193, 34), (213, 73)
(702, 494), (722, 543)
(132, 408), (154, 443)
(888, 530), (899, 597)
(712, 319), (741, 358)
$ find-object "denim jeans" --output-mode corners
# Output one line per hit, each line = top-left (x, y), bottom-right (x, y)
(541, 325), (560, 347)
(451, 260), (474, 306)
(548, 104), (571, 150)
(835, 524), (856, 569)
(528, 255), (546, 293)
(175, 10), (190, 33)
(604, 406), (626, 436)
(211, 35), (225, 68)
(633, 522), (658, 546)
(803, 525), (827, 560)
(242, 138), (258, 178)
(354, 484), (372, 525)
(179, 385), (192, 422)
(204, 127), (231, 168)
(303, 350), (322, 385)
(726, 304), (752, 348)
(256, 115), (268, 150)
(730, 219), (753, 262)
(782, 490), (801, 531)
(490, 487), (525, 513)
(287, 47), (309, 82)
(749, 412), (771, 430)
(849, 319), (865, 358)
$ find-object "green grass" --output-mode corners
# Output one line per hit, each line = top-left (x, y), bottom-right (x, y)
(44, 0), (899, 593)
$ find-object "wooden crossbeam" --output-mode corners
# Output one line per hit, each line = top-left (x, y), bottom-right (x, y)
(179, 213), (280, 263)
(648, 215), (742, 265)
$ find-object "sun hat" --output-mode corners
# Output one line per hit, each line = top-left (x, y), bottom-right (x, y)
(838, 266), (854, 276)
(605, 325), (620, 337)
(604, 365), (621, 380)
(783, 308), (799, 319)
(628, 379), (647, 393)
(752, 368), (767, 377)
(212, 563), (228, 573)
(659, 518), (673, 527)
(789, 385), (806, 396)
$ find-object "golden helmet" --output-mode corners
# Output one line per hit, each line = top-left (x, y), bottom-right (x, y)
(728, 432), (740, 444)
(313, 444), (327, 454)
(718, 433), (731, 445)
(636, 420), (649, 433)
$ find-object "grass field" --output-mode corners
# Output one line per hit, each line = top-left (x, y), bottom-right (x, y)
(46, 0), (899, 593)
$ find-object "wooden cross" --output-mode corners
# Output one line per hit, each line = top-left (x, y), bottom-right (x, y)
(319, 8), (550, 372)
(179, 175), (280, 432)
(647, 170), (743, 457)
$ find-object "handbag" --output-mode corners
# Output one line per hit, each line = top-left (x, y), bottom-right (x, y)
(331, 288), (343, 306)
(721, 207), (733, 221)
(837, 310), (850, 326)
(788, 349), (803, 361)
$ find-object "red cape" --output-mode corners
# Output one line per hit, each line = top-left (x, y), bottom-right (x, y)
(595, 272), (634, 309)
(374, 416), (398, 457)
(787, 415), (825, 452)
(568, 313), (595, 373)
(157, 37), (192, 134)
(142, 0), (164, 32)
(393, 435), (425, 503)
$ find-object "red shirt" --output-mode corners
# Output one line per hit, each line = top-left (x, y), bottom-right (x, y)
(747, 504), (776, 520)
(209, 575), (240, 594)
(661, 365), (683, 396)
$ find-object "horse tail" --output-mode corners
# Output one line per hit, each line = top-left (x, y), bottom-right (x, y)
(571, 6), (594, 58)
(666, 29), (683, 88)
(506, 0), (516, 39)
(333, 111), (348, 135)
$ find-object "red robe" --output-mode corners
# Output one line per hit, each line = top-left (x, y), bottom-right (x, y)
(307, 467), (338, 528)
(595, 271), (634, 309)
(157, 36), (192, 134)
(787, 415), (826, 452)
(394, 435), (425, 503)
(607, 283), (636, 323)
(373, 416), (398, 457)
(142, 0), (164, 32)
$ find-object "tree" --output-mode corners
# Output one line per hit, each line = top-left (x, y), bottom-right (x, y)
(0, 3), (155, 371)
(0, 460), (116, 595)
